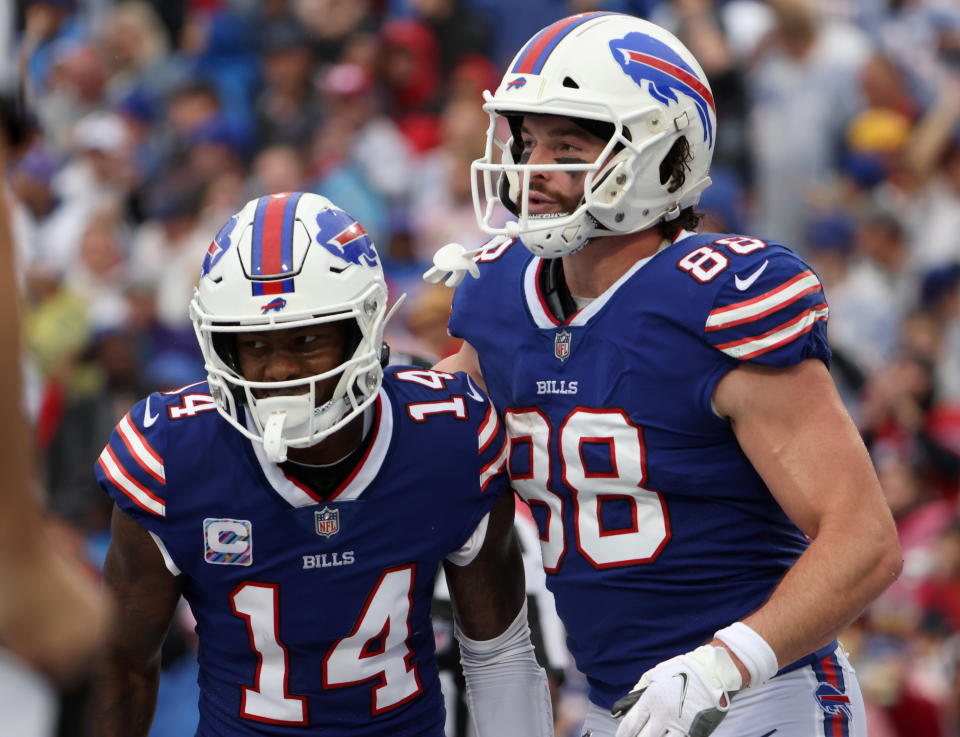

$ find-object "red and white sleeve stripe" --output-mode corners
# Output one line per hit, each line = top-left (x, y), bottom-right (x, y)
(97, 445), (166, 516)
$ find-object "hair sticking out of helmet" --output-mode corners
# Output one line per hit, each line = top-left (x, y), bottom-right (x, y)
(471, 12), (716, 259)
(660, 137), (692, 196)
(189, 192), (396, 462)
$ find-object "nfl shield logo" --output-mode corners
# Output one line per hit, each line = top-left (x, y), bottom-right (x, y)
(554, 330), (572, 362)
(314, 507), (340, 538)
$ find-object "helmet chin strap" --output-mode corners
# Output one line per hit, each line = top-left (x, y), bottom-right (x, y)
(256, 393), (354, 463)
(262, 412), (290, 463)
(257, 395), (314, 463)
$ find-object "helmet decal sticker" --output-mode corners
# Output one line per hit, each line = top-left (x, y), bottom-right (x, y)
(260, 297), (287, 314)
(250, 191), (302, 296)
(202, 214), (237, 277)
(610, 32), (715, 146)
(317, 213), (379, 268)
(506, 77), (527, 90)
(510, 11), (616, 75)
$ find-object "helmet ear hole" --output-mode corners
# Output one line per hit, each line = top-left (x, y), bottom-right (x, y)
(659, 136), (692, 193)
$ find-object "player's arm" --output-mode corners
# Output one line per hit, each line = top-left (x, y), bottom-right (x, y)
(709, 357), (901, 673)
(613, 359), (902, 737)
(87, 505), (183, 737)
(433, 340), (486, 391)
(0, 132), (111, 686)
(445, 491), (524, 639)
(444, 491), (554, 737)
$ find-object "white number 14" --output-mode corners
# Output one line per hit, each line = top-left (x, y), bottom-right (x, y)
(230, 566), (421, 724)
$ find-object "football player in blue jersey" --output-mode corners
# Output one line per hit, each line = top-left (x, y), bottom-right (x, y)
(424, 12), (903, 737)
(88, 193), (553, 737)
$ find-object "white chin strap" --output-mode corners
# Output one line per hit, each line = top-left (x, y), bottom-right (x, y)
(256, 395), (314, 463)
(254, 394), (350, 463)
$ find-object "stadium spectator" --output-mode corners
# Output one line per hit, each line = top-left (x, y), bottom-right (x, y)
(748, 0), (871, 248)
(379, 19), (443, 153)
(254, 17), (322, 149)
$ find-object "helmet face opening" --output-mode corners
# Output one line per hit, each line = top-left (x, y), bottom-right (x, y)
(471, 12), (716, 259)
(190, 192), (391, 462)
(209, 314), (362, 407)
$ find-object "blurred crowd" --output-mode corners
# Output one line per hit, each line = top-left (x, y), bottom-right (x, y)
(2, 0), (960, 734)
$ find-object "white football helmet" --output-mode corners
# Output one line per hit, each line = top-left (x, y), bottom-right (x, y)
(472, 12), (716, 258)
(190, 192), (390, 462)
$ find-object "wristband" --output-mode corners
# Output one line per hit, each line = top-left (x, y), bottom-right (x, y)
(713, 621), (778, 688)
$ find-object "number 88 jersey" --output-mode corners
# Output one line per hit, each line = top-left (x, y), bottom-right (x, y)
(449, 231), (832, 709)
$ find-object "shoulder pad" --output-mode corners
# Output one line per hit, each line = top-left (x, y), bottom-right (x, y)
(384, 369), (507, 491)
(704, 250), (830, 365)
(96, 392), (171, 518)
(466, 237), (526, 277)
(95, 381), (218, 519)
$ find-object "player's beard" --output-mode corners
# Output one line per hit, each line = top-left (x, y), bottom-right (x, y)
(519, 178), (584, 218)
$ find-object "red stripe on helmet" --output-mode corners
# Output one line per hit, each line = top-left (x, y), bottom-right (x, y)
(623, 50), (715, 112)
(514, 13), (596, 74)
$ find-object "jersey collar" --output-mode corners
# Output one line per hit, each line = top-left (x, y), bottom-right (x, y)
(523, 234), (686, 329)
(247, 390), (395, 507)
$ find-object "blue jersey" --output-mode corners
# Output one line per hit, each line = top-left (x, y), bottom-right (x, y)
(449, 231), (835, 708)
(95, 369), (509, 737)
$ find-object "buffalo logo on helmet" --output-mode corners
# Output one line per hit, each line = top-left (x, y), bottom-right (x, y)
(506, 77), (527, 90)
(316, 211), (379, 268)
(260, 297), (287, 314)
(609, 32), (715, 147)
(202, 214), (238, 276)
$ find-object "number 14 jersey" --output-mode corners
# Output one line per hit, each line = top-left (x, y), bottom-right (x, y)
(449, 231), (834, 708)
(95, 369), (509, 737)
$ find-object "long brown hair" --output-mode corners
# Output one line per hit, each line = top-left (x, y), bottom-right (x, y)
(656, 136), (702, 239)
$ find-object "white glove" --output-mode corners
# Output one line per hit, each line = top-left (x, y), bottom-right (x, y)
(612, 645), (743, 737)
(422, 242), (480, 287)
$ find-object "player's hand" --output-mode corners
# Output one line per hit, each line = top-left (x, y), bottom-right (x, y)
(611, 645), (742, 737)
(422, 242), (480, 287)
(0, 531), (113, 686)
